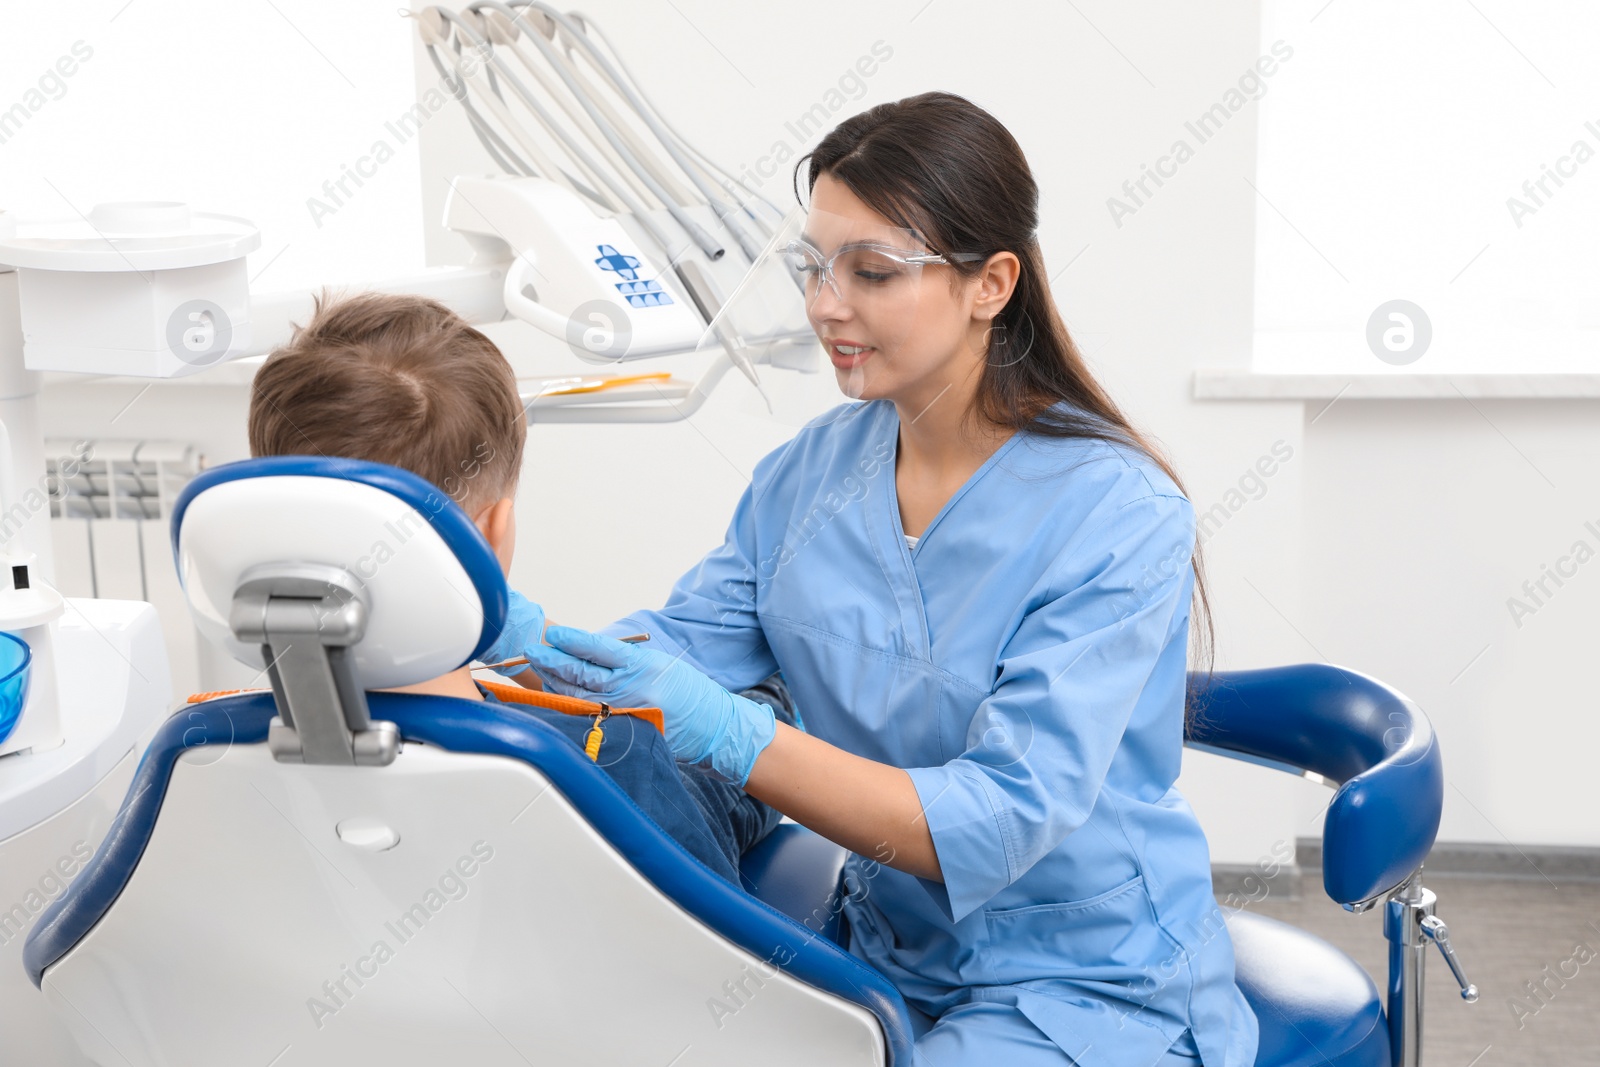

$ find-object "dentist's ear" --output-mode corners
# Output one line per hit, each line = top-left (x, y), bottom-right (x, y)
(972, 250), (1020, 321)
(473, 497), (517, 574)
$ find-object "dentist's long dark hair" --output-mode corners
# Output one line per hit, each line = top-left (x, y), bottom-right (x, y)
(798, 90), (1217, 722)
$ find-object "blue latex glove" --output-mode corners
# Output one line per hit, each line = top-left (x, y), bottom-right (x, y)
(522, 625), (778, 786)
(479, 589), (547, 667)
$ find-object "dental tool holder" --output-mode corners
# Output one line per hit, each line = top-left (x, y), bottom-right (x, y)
(228, 564), (398, 767)
(1384, 874), (1477, 1067)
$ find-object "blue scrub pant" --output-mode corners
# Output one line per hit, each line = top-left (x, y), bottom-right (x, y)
(909, 1000), (1204, 1067)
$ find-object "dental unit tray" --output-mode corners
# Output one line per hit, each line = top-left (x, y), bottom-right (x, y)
(448, 175), (811, 365)
(421, 4), (816, 371)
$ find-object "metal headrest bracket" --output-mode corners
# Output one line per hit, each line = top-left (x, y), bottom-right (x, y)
(229, 563), (400, 767)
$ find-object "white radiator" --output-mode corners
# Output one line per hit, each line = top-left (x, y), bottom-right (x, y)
(46, 439), (205, 697)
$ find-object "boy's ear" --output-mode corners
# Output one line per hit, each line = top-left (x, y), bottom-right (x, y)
(473, 497), (516, 572)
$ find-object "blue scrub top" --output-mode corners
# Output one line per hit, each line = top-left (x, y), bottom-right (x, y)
(608, 399), (1259, 1067)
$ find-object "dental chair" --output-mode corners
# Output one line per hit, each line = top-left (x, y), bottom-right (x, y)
(23, 456), (913, 1066)
(21, 457), (1471, 1067)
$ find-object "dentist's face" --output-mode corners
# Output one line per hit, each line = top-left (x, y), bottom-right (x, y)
(803, 172), (980, 404)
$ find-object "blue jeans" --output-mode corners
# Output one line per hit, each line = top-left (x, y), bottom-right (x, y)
(480, 675), (796, 885)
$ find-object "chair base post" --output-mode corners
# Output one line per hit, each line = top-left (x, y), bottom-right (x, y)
(1384, 874), (1433, 1067)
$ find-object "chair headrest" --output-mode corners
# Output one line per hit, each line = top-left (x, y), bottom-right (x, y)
(172, 456), (509, 690)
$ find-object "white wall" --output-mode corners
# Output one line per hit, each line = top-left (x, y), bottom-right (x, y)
(1253, 0), (1600, 375)
(0, 0), (427, 292)
(26, 0), (1597, 864)
(1302, 399), (1600, 848)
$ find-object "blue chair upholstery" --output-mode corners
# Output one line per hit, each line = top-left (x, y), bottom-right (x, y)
(739, 823), (851, 946)
(1186, 664), (1443, 907)
(1186, 664), (1446, 1067)
(1225, 910), (1388, 1067)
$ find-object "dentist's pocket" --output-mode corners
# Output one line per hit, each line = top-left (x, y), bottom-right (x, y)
(983, 875), (1176, 983)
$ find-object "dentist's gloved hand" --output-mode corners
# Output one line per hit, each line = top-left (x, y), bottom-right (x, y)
(523, 625), (777, 786)
(479, 589), (547, 667)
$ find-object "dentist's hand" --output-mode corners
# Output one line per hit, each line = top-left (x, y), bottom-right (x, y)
(480, 590), (547, 668)
(523, 625), (777, 786)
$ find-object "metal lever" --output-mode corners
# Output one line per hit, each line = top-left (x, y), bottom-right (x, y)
(1420, 915), (1478, 1002)
(1385, 874), (1477, 1067)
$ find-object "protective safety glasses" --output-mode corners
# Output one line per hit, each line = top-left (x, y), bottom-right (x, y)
(779, 235), (986, 313)
(697, 204), (988, 400)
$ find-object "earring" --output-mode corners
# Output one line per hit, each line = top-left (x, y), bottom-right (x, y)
(984, 314), (1030, 369)
(984, 316), (1007, 354)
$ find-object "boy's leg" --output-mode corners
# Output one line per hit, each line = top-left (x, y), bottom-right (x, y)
(496, 675), (800, 885)
(674, 673), (800, 879)
(526, 708), (744, 883)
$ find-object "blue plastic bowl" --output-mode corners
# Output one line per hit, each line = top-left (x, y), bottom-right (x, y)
(0, 631), (34, 749)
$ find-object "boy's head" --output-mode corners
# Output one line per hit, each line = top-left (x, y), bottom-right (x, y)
(248, 291), (527, 567)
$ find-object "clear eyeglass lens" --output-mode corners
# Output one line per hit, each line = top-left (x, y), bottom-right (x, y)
(781, 243), (827, 293)
(782, 242), (922, 304)
(836, 247), (915, 289)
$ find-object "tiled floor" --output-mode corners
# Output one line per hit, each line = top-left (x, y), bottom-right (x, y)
(1248, 872), (1600, 1066)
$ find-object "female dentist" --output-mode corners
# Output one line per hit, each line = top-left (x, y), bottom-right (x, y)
(495, 91), (1259, 1067)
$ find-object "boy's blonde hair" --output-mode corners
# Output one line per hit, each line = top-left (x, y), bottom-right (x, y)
(248, 291), (526, 513)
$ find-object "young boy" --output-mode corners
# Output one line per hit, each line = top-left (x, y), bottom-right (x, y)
(246, 290), (791, 885)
